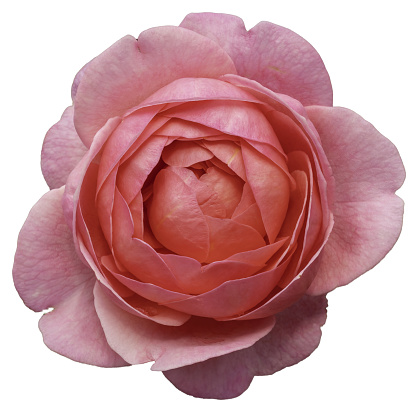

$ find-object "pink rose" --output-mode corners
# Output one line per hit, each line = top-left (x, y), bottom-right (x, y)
(13, 13), (405, 399)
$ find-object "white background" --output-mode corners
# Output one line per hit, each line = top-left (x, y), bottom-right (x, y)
(1, 0), (417, 411)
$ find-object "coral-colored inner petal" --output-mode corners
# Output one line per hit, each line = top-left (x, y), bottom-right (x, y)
(148, 168), (210, 261)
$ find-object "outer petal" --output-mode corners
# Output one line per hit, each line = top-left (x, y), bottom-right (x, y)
(74, 29), (237, 146)
(180, 13), (332, 106)
(39, 278), (128, 367)
(306, 106), (405, 295)
(94, 283), (276, 370)
(13, 188), (126, 367)
(41, 106), (87, 189)
(164, 294), (327, 399)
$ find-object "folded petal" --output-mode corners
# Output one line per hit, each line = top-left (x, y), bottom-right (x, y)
(148, 168), (210, 261)
(199, 166), (244, 217)
(74, 29), (237, 146)
(163, 294), (327, 399)
(112, 188), (182, 292)
(41, 106), (87, 189)
(305, 106), (405, 295)
(205, 215), (266, 263)
(180, 12), (333, 106)
(94, 282), (276, 370)
(242, 141), (290, 243)
(162, 140), (213, 167)
(202, 140), (246, 180)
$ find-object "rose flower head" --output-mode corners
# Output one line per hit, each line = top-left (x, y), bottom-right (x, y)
(13, 13), (405, 399)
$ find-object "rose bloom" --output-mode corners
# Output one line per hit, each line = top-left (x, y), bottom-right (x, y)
(13, 13), (405, 399)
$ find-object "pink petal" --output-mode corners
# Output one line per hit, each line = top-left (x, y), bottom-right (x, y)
(116, 136), (167, 204)
(39, 278), (128, 367)
(41, 106), (87, 189)
(180, 13), (333, 106)
(96, 106), (163, 193)
(305, 106), (405, 295)
(100, 256), (191, 326)
(164, 260), (289, 318)
(167, 166), (227, 218)
(148, 168), (210, 261)
(74, 29), (236, 146)
(93, 282), (276, 370)
(205, 216), (266, 263)
(199, 166), (244, 217)
(161, 254), (261, 294)
(154, 117), (220, 140)
(241, 141), (291, 243)
(13, 188), (93, 311)
(112, 188), (182, 292)
(163, 294), (327, 399)
(164, 99), (284, 154)
(13, 188), (126, 367)
(202, 140), (246, 180)
(162, 140), (213, 167)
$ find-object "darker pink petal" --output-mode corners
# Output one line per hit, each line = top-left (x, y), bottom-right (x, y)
(41, 106), (87, 189)
(74, 30), (236, 146)
(93, 282), (276, 370)
(164, 294), (327, 399)
(305, 106), (405, 295)
(148, 168), (210, 261)
(181, 12), (333, 106)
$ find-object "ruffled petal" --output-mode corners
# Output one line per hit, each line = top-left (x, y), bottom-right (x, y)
(94, 282), (276, 370)
(305, 106), (405, 295)
(13, 188), (126, 367)
(13, 188), (93, 311)
(180, 12), (333, 106)
(74, 29), (237, 146)
(41, 106), (87, 189)
(163, 294), (327, 399)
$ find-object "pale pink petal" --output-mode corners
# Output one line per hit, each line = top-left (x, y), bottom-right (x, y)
(94, 282), (276, 370)
(181, 13), (332, 106)
(74, 30), (236, 146)
(41, 106), (87, 189)
(205, 216), (266, 263)
(148, 168), (210, 261)
(39, 278), (128, 367)
(163, 294), (327, 399)
(13, 188), (93, 311)
(13, 188), (126, 367)
(71, 61), (89, 101)
(305, 106), (405, 295)
(241, 141), (291, 243)
(162, 140), (213, 167)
